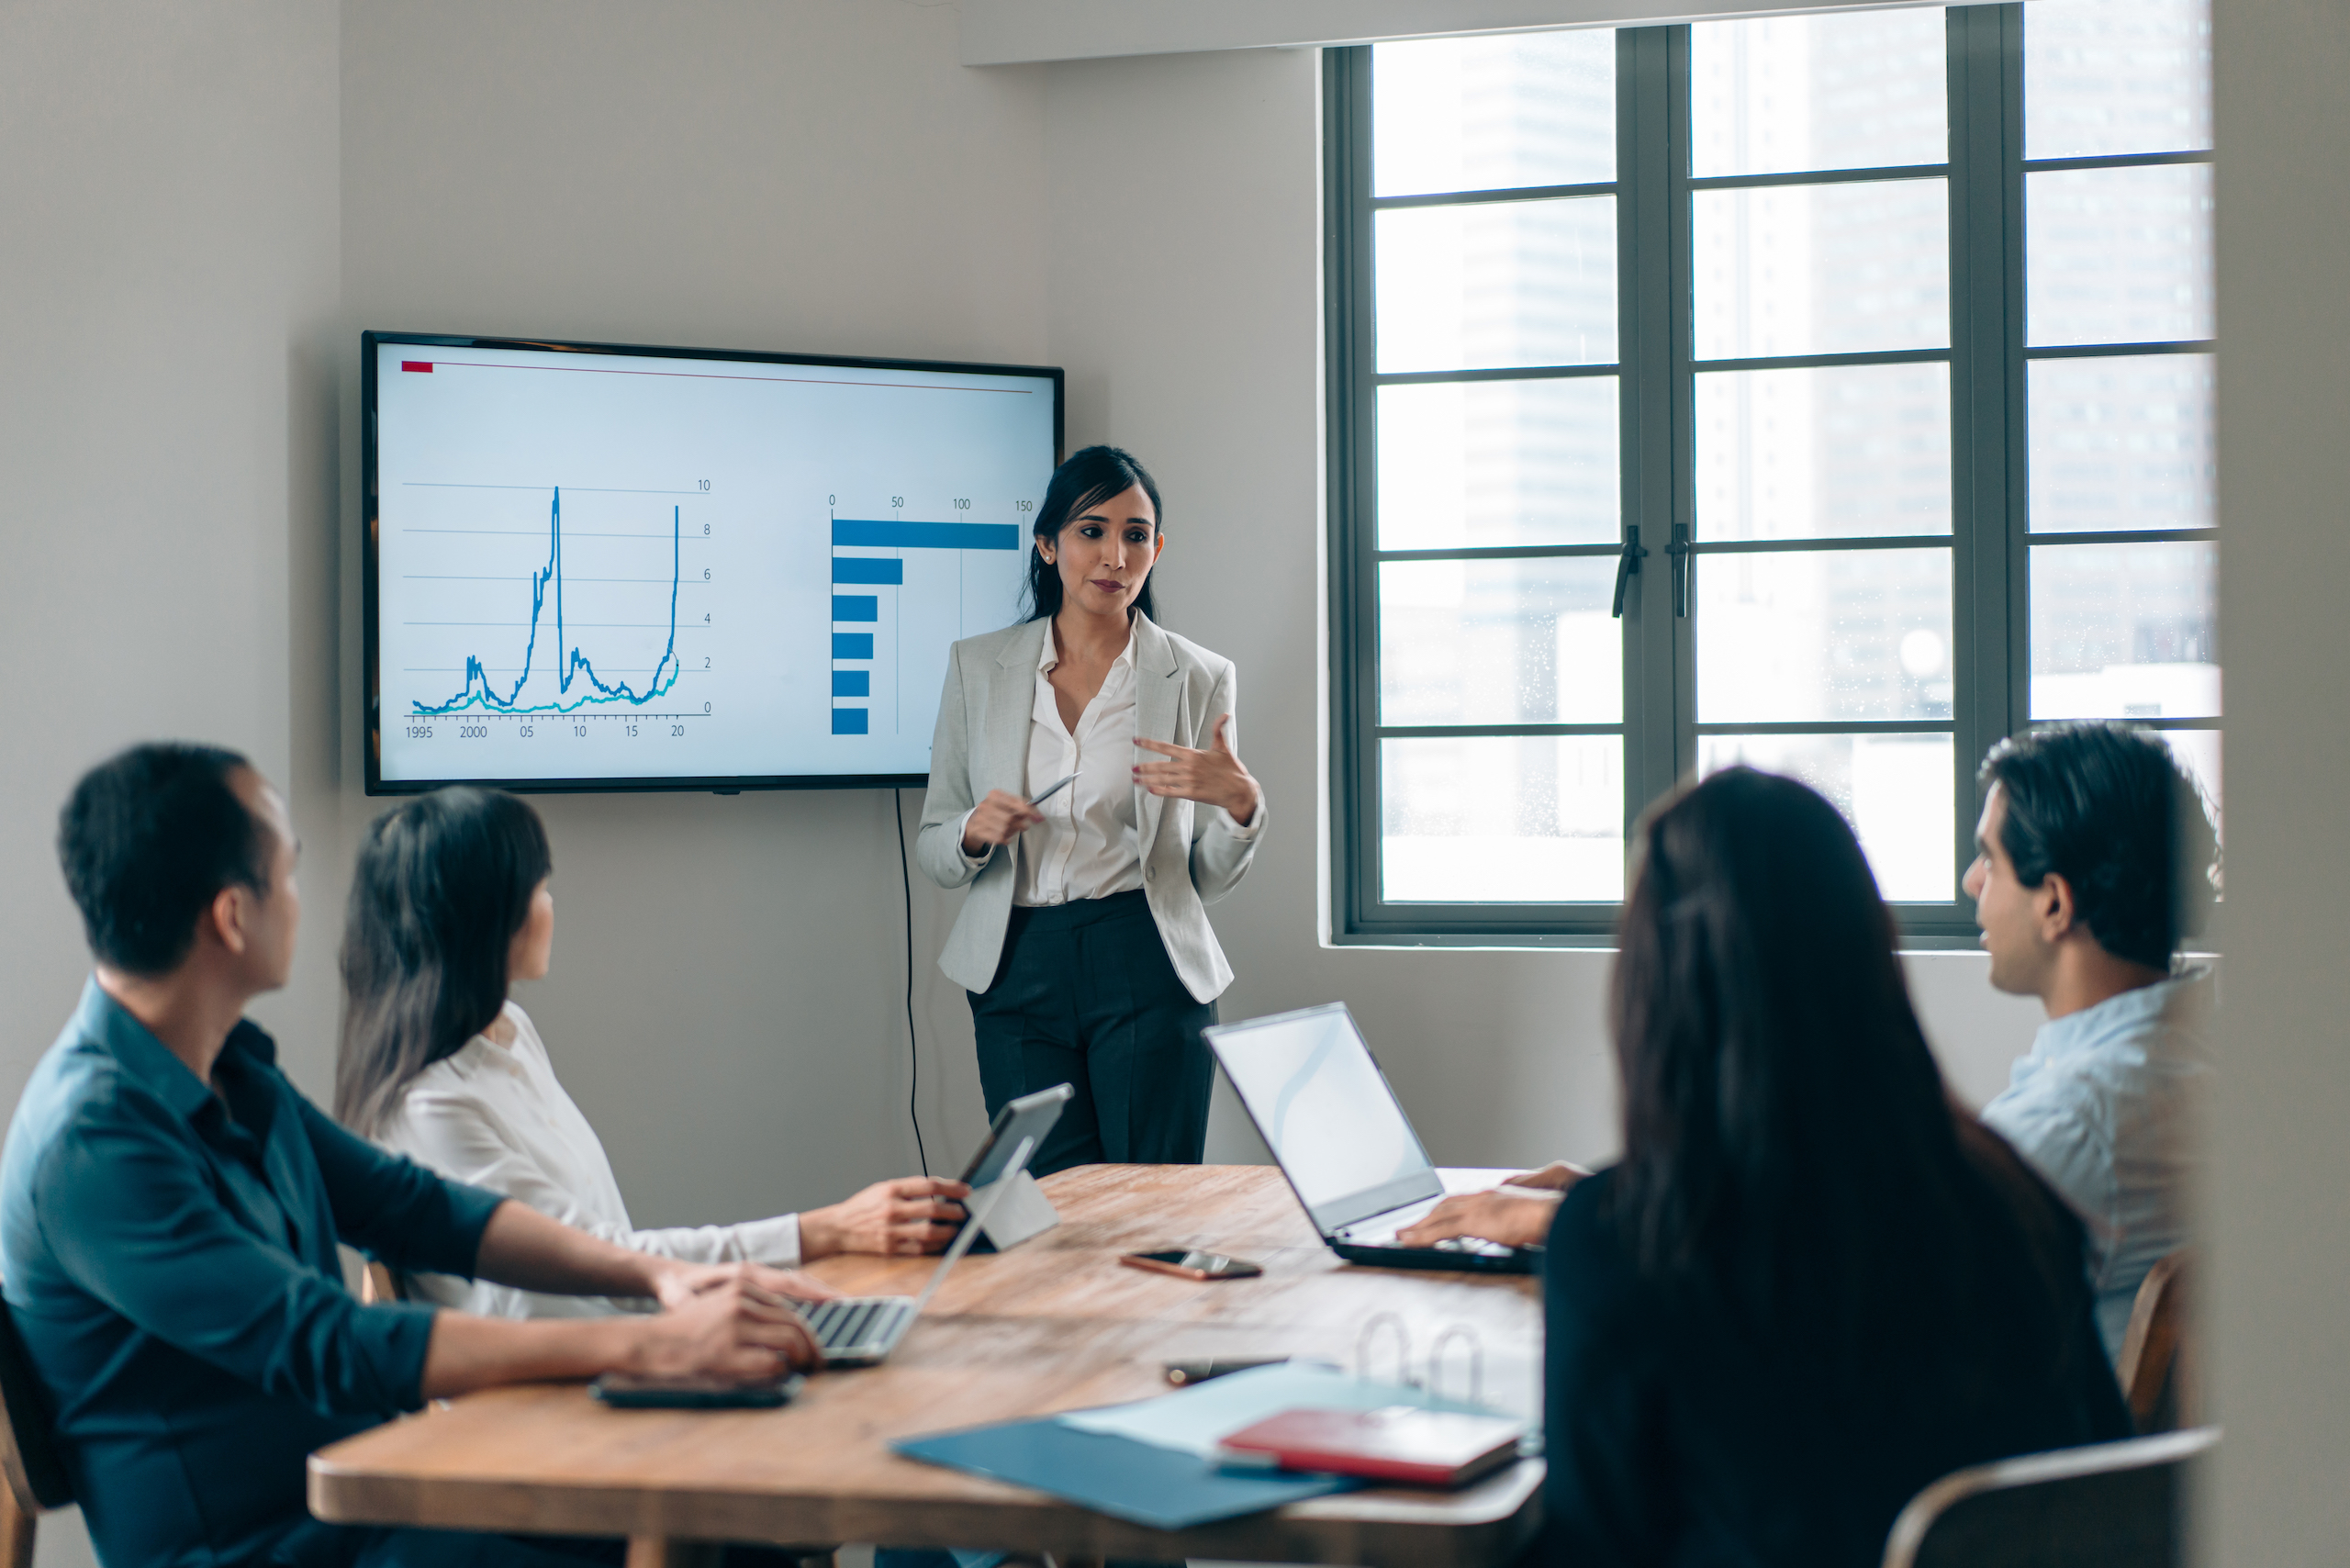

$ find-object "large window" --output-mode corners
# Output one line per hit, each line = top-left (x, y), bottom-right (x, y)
(1326, 0), (2214, 945)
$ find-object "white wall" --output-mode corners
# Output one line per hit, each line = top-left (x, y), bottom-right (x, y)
(337, 0), (1053, 1222)
(0, 6), (341, 1562)
(2209, 0), (2350, 1558)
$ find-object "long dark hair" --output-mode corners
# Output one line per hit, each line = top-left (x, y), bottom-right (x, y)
(334, 787), (552, 1136)
(1606, 768), (2087, 1404)
(1021, 444), (1163, 623)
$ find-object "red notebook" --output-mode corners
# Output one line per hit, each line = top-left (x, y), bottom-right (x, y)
(1216, 1406), (1527, 1488)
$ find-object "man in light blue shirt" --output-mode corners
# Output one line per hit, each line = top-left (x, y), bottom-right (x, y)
(1964, 724), (2218, 1360)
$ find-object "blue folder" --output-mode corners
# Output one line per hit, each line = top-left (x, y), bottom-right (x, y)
(892, 1417), (1359, 1530)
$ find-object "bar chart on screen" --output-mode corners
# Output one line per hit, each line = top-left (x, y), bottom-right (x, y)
(825, 496), (1025, 738)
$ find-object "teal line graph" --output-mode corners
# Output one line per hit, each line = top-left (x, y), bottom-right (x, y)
(412, 487), (682, 717)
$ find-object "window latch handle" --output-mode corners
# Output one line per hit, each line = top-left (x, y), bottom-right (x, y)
(1610, 525), (1649, 618)
(1665, 523), (1693, 618)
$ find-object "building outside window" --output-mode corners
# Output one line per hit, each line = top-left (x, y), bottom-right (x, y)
(1326, 0), (2215, 943)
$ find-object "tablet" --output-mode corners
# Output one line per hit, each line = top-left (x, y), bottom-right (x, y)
(960, 1082), (1074, 1190)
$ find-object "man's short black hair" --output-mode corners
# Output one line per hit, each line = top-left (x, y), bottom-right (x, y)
(58, 743), (273, 976)
(1977, 723), (2219, 970)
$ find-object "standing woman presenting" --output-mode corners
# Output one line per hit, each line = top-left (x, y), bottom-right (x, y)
(918, 446), (1264, 1177)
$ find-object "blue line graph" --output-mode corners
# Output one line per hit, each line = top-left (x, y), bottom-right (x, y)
(413, 487), (682, 717)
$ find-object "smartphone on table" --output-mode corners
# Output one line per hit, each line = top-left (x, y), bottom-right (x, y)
(590, 1372), (802, 1409)
(1119, 1249), (1264, 1282)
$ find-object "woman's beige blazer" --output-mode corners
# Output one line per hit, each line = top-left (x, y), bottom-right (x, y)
(915, 613), (1263, 1002)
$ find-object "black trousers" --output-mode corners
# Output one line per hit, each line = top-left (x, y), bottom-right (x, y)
(968, 889), (1217, 1177)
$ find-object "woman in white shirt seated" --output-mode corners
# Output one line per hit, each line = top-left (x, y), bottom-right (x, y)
(333, 786), (969, 1316)
(917, 445), (1266, 1177)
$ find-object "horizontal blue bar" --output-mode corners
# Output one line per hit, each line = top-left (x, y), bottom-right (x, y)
(833, 556), (903, 585)
(834, 519), (1022, 552)
(832, 670), (869, 698)
(832, 708), (869, 735)
(833, 594), (878, 622)
(833, 633), (874, 659)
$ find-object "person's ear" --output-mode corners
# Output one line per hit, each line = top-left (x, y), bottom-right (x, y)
(2035, 871), (2077, 943)
(207, 884), (252, 958)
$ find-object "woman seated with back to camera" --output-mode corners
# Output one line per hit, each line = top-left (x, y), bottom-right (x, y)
(1533, 769), (2128, 1568)
(334, 787), (969, 1316)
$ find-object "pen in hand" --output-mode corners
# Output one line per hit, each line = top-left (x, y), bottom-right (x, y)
(960, 776), (1078, 855)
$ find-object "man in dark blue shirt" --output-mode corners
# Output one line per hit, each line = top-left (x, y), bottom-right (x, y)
(1, 745), (828, 1568)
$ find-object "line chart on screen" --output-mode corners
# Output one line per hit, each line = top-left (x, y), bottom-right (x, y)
(404, 486), (703, 722)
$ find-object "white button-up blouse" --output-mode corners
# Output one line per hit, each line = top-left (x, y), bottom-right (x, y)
(959, 620), (1259, 907)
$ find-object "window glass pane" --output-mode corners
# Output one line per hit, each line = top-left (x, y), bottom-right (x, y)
(1695, 362), (1951, 541)
(1690, 9), (1946, 178)
(2157, 728), (2222, 845)
(1377, 198), (1617, 373)
(1374, 30), (1616, 196)
(1380, 558), (1622, 725)
(2026, 165), (2213, 347)
(2028, 353), (2213, 534)
(1694, 180), (1950, 360)
(1695, 547), (1953, 722)
(1382, 736), (1624, 902)
(2024, 0), (2211, 161)
(1378, 378), (1619, 549)
(1698, 734), (1954, 901)
(2030, 540), (2217, 718)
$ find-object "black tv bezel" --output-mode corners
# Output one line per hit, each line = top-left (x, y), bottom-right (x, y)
(361, 330), (1065, 797)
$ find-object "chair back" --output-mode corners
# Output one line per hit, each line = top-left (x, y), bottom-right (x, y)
(1883, 1427), (2215, 1568)
(0, 1299), (71, 1516)
(2117, 1249), (2195, 1431)
(359, 1260), (404, 1305)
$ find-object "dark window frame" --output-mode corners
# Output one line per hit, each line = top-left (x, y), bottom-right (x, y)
(1325, 4), (2215, 948)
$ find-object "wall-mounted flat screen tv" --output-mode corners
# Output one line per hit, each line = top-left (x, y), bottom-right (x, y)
(364, 330), (1062, 794)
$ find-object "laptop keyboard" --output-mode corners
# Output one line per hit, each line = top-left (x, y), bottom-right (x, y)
(1338, 1223), (1513, 1258)
(802, 1296), (913, 1353)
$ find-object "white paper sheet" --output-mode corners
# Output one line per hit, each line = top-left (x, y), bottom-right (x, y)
(1055, 1361), (1500, 1459)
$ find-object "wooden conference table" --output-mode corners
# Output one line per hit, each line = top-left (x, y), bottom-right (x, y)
(309, 1165), (1546, 1568)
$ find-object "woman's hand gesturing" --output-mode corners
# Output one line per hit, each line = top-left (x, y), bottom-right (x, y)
(1134, 714), (1259, 824)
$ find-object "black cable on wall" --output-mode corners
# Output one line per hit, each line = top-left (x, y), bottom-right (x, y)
(894, 789), (929, 1177)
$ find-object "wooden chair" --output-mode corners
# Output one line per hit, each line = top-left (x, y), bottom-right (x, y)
(1883, 1427), (2215, 1568)
(0, 1296), (73, 1568)
(359, 1260), (404, 1305)
(2117, 1249), (2195, 1432)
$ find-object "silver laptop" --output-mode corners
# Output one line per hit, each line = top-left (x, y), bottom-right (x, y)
(1205, 1002), (1537, 1275)
(799, 1132), (1041, 1366)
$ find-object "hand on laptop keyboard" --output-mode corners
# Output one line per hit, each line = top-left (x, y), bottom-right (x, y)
(1393, 1189), (1560, 1251)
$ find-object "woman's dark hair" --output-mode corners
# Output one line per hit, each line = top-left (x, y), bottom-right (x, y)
(1021, 445), (1163, 623)
(57, 742), (271, 975)
(1978, 722), (2219, 969)
(1607, 767), (2091, 1408)
(334, 787), (552, 1135)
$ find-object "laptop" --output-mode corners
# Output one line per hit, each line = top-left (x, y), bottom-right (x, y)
(800, 1084), (1070, 1365)
(1204, 1002), (1538, 1276)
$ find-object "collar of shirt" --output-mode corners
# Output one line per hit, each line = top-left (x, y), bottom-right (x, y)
(74, 976), (279, 1120)
(2020, 966), (2214, 1076)
(1037, 617), (1139, 678)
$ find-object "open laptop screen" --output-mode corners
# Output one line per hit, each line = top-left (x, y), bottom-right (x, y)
(1206, 1003), (1442, 1234)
